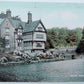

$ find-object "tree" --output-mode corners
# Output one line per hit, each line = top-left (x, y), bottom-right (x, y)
(45, 41), (50, 49)
(46, 34), (55, 49)
(76, 28), (84, 54)
(66, 30), (77, 46)
(45, 27), (82, 49)
(75, 28), (82, 44)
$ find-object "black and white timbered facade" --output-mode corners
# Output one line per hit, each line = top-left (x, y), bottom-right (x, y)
(23, 20), (47, 53)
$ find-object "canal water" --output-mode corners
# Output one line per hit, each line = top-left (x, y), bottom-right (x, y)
(0, 58), (84, 82)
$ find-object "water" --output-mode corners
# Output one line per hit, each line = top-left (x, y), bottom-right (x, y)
(0, 58), (84, 82)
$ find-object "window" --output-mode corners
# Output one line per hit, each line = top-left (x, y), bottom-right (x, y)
(36, 34), (44, 39)
(18, 43), (22, 47)
(24, 41), (27, 47)
(24, 41), (32, 47)
(5, 44), (10, 48)
(18, 32), (22, 35)
(5, 35), (10, 40)
(17, 40), (22, 42)
(38, 27), (43, 31)
(6, 28), (10, 33)
(18, 29), (22, 35)
(19, 26), (22, 28)
(18, 29), (22, 32)
(36, 42), (42, 47)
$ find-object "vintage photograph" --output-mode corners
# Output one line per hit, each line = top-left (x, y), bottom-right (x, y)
(0, 0), (84, 82)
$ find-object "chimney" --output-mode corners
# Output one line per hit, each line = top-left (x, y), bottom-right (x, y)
(6, 9), (11, 18)
(27, 11), (32, 24)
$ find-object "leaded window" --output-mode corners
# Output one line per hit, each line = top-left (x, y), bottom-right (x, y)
(36, 34), (44, 39)
(38, 27), (43, 31)
(36, 42), (42, 47)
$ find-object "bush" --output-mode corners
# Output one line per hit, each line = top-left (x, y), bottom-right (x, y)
(9, 52), (13, 55)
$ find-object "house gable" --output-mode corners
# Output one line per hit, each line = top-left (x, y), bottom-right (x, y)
(0, 18), (5, 26)
(0, 18), (15, 52)
(0, 18), (15, 37)
(35, 23), (45, 32)
(34, 20), (47, 33)
(1, 18), (15, 29)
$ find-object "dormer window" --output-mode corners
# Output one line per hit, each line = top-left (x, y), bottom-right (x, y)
(18, 29), (22, 33)
(19, 26), (21, 28)
(38, 27), (43, 31)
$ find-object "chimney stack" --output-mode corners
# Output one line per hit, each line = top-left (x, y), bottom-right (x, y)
(27, 11), (32, 24)
(6, 9), (11, 18)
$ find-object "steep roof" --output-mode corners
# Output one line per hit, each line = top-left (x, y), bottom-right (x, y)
(9, 18), (25, 28)
(0, 17), (45, 33)
(8, 18), (40, 33)
(0, 18), (5, 25)
(0, 13), (6, 19)
(23, 20), (40, 33)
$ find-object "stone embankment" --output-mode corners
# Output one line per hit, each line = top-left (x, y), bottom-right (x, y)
(0, 58), (64, 66)
(0, 47), (80, 66)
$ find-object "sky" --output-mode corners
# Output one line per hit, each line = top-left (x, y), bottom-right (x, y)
(0, 0), (84, 29)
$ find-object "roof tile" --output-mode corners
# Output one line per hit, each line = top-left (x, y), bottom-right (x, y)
(23, 20), (40, 33)
(0, 17), (40, 33)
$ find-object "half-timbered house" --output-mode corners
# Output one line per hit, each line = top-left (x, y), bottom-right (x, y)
(0, 10), (47, 53)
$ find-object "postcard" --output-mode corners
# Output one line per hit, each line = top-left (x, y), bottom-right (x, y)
(0, 0), (84, 84)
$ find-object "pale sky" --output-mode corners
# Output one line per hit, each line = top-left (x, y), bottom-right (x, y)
(0, 0), (84, 29)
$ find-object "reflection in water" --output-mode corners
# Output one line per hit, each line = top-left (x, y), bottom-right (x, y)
(0, 58), (84, 82)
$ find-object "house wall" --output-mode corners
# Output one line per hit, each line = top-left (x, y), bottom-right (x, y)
(23, 22), (46, 51)
(14, 33), (18, 49)
(23, 32), (32, 41)
(0, 18), (15, 52)
(23, 41), (32, 53)
(35, 23), (45, 31)
(23, 32), (33, 52)
(15, 26), (23, 52)
(23, 31), (46, 51)
(32, 22), (46, 51)
(33, 42), (45, 49)
(33, 32), (46, 42)
(14, 34), (23, 51)
(24, 41), (32, 49)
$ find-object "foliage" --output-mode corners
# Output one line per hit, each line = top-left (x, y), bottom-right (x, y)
(76, 29), (84, 54)
(9, 52), (14, 55)
(45, 27), (82, 49)
(76, 39), (84, 54)
(66, 30), (77, 46)
(75, 28), (82, 44)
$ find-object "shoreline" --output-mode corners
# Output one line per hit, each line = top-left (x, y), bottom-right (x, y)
(0, 58), (65, 66)
(0, 54), (83, 66)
